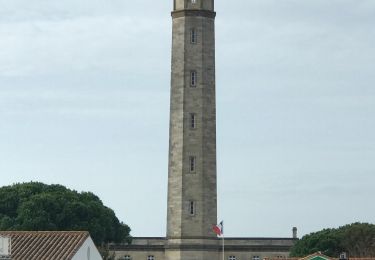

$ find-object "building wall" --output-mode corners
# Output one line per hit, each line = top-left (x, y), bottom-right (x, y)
(167, 1), (217, 241)
(165, 237), (220, 260)
(221, 252), (289, 260)
(111, 237), (295, 260)
(116, 251), (165, 260)
(72, 237), (103, 260)
(113, 249), (291, 260)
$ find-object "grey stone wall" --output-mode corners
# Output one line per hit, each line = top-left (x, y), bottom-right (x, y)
(111, 237), (296, 260)
(167, 7), (217, 240)
(174, 0), (214, 11)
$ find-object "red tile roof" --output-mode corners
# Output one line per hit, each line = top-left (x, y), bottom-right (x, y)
(0, 231), (90, 260)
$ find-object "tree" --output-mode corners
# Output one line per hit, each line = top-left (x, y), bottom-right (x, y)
(290, 223), (375, 257)
(339, 223), (375, 257)
(0, 182), (131, 246)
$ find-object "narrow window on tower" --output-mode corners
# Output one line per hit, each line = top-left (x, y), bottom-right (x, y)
(189, 156), (196, 172)
(191, 0), (196, 4)
(190, 113), (196, 129)
(190, 28), (197, 44)
(190, 71), (197, 87)
(189, 201), (195, 215)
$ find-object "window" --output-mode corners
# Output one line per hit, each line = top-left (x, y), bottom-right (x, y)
(190, 113), (196, 129)
(191, 0), (196, 4)
(253, 256), (260, 260)
(189, 201), (195, 215)
(190, 28), (197, 44)
(123, 256), (131, 260)
(189, 156), (196, 172)
(147, 256), (155, 260)
(190, 71), (197, 87)
(229, 257), (236, 260)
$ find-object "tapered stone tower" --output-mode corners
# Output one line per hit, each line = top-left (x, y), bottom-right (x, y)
(110, 2), (297, 258)
(166, 0), (218, 259)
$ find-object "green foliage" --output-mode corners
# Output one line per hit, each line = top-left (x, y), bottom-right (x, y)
(98, 245), (116, 260)
(0, 182), (131, 245)
(290, 223), (375, 257)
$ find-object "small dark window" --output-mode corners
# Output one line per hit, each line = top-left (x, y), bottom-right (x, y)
(190, 113), (196, 129)
(190, 71), (197, 87)
(147, 256), (155, 260)
(189, 201), (195, 215)
(191, 28), (197, 44)
(189, 156), (196, 172)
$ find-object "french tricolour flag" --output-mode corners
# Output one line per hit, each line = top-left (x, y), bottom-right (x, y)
(212, 221), (223, 236)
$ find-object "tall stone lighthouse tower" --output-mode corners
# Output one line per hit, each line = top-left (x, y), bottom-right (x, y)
(110, 1), (297, 259)
(166, 0), (218, 259)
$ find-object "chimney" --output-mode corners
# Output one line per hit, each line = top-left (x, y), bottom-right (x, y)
(0, 235), (11, 259)
(292, 227), (298, 239)
(339, 252), (348, 260)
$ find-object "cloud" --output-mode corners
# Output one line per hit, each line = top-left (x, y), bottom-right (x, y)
(0, 0), (171, 77)
(0, 16), (169, 77)
(0, 84), (168, 121)
(1, 0), (375, 237)
(0, 0), (156, 22)
(217, 1), (375, 80)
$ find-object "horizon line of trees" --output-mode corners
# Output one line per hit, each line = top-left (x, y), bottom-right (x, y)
(290, 222), (375, 257)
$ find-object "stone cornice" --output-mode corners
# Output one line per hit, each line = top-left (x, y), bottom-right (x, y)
(167, 236), (219, 240)
(171, 9), (216, 19)
(109, 244), (294, 252)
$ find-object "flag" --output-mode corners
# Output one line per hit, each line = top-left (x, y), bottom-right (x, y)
(212, 221), (223, 236)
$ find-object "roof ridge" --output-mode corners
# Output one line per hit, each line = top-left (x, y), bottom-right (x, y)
(0, 231), (91, 259)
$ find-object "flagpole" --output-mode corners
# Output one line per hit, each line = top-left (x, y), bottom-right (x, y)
(222, 234), (225, 260)
(221, 220), (224, 260)
(213, 221), (224, 260)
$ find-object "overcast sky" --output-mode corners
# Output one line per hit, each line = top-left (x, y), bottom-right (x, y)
(1, 0), (374, 239)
